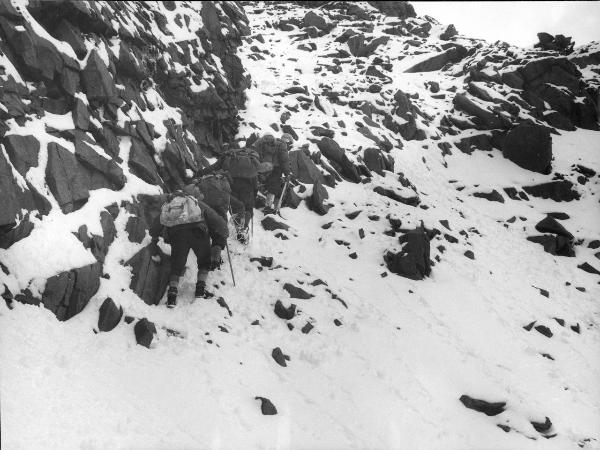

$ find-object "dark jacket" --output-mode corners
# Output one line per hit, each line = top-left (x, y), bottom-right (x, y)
(198, 158), (233, 184)
(199, 155), (259, 196)
(153, 193), (228, 249)
(278, 144), (291, 176)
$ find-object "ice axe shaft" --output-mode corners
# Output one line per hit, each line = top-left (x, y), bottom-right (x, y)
(225, 241), (235, 286)
(275, 180), (289, 214)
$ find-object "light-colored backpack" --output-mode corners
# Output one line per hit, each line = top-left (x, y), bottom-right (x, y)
(160, 193), (204, 227)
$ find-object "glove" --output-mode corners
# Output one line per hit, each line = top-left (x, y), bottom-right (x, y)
(150, 237), (160, 254)
(210, 245), (222, 270)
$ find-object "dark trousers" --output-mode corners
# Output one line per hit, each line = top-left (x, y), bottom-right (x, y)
(265, 167), (283, 197)
(230, 177), (256, 228)
(169, 225), (211, 277)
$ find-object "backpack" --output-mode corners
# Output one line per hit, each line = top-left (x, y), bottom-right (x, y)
(160, 193), (204, 227)
(197, 173), (231, 210)
(256, 136), (287, 172)
(223, 148), (261, 179)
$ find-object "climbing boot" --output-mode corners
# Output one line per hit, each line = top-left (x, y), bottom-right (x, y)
(195, 281), (214, 299)
(167, 286), (178, 308)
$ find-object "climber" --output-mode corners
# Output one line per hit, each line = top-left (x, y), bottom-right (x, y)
(255, 132), (292, 214)
(192, 169), (245, 223)
(153, 183), (228, 308)
(198, 142), (261, 244)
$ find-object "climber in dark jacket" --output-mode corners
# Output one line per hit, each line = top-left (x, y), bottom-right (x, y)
(198, 144), (259, 243)
(260, 133), (292, 213)
(151, 183), (229, 308)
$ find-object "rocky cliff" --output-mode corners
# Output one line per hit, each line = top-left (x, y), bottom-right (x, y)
(0, 0), (249, 319)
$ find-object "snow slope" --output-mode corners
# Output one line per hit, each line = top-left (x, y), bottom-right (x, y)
(1, 1), (600, 449)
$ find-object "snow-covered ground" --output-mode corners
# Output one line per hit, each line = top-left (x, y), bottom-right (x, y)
(1, 2), (600, 449)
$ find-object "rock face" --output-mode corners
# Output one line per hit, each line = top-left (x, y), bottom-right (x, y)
(0, 150), (50, 228)
(384, 227), (431, 280)
(502, 123), (552, 174)
(503, 57), (598, 130)
(534, 32), (574, 54)
(0, 1), (250, 321)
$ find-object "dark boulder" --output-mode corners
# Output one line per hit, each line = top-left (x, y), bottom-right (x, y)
(473, 190), (504, 203)
(316, 137), (344, 162)
(502, 122), (552, 174)
(74, 210), (117, 263)
(255, 396), (277, 415)
(367, 1), (416, 19)
(517, 57), (597, 130)
(315, 138), (361, 183)
(535, 325), (553, 338)
(347, 33), (389, 57)
(262, 216), (289, 231)
(98, 297), (123, 332)
(0, 214), (35, 249)
(301, 322), (314, 334)
(384, 227), (431, 280)
(522, 180), (579, 202)
(53, 18), (88, 59)
(302, 11), (330, 32)
(41, 262), (102, 321)
(535, 216), (573, 239)
(459, 395), (506, 416)
(0, 16), (80, 95)
(392, 90), (419, 139)
(283, 283), (314, 300)
(274, 300), (296, 320)
(405, 45), (467, 73)
(455, 134), (492, 154)
(0, 151), (50, 227)
(128, 137), (163, 186)
(250, 256), (274, 267)
(74, 137), (126, 189)
(81, 49), (118, 105)
(440, 24), (458, 41)
(46, 142), (90, 213)
(531, 417), (553, 433)
(374, 186), (420, 206)
(535, 32), (574, 54)
(308, 181), (331, 215)
(126, 245), (171, 306)
(363, 147), (389, 175)
(72, 97), (90, 130)
(289, 149), (325, 184)
(271, 347), (290, 367)
(453, 94), (503, 129)
(578, 262), (600, 276)
(2, 134), (40, 177)
(527, 235), (574, 257)
(134, 318), (157, 349)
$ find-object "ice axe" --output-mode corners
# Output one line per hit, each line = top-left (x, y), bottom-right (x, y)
(274, 179), (290, 216)
(225, 241), (236, 287)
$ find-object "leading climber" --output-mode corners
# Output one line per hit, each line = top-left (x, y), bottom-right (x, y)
(255, 132), (293, 214)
